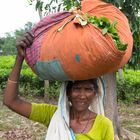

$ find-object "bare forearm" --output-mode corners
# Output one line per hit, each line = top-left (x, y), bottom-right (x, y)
(3, 32), (34, 118)
(3, 56), (24, 105)
(3, 56), (31, 118)
(9, 56), (24, 82)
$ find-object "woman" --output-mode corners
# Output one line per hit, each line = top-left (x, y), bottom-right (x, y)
(3, 32), (114, 140)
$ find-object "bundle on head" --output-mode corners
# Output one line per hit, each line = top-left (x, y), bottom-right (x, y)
(25, 0), (133, 81)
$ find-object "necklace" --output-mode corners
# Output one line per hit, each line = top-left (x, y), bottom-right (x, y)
(80, 111), (91, 133)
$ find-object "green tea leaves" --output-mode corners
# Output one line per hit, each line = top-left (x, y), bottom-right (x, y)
(87, 14), (127, 51)
(102, 28), (108, 35)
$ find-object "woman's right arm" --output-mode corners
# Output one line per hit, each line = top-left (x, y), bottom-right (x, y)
(3, 32), (34, 118)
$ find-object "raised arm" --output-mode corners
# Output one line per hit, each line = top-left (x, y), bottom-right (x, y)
(3, 32), (34, 118)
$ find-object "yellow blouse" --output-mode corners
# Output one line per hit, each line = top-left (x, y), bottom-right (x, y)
(29, 103), (114, 140)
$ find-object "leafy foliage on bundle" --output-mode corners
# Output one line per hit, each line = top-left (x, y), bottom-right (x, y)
(87, 15), (127, 51)
(105, 0), (140, 69)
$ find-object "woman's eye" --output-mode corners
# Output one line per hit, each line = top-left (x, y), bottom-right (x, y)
(72, 87), (81, 92)
(73, 87), (80, 90)
(85, 88), (93, 92)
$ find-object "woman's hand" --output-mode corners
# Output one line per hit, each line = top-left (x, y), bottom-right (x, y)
(16, 31), (34, 58)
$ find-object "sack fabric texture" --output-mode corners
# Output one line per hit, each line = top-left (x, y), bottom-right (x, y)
(25, 0), (133, 81)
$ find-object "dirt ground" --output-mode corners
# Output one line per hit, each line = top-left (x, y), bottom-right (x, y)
(118, 103), (140, 140)
(0, 95), (139, 140)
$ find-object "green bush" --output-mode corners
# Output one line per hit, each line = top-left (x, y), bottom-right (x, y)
(46, 81), (61, 100)
(0, 55), (16, 69)
(0, 55), (44, 96)
(19, 71), (44, 96)
(117, 69), (140, 103)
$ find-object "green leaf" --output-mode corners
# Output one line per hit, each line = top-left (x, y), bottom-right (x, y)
(100, 17), (110, 24)
(108, 26), (118, 34)
(87, 14), (128, 51)
(102, 28), (108, 35)
(111, 34), (119, 40)
(112, 20), (118, 27)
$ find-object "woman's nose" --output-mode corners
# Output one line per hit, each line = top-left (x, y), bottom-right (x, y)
(79, 90), (87, 98)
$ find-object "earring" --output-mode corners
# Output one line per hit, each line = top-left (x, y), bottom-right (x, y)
(69, 101), (72, 106)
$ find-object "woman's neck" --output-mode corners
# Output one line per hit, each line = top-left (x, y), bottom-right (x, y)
(70, 107), (90, 122)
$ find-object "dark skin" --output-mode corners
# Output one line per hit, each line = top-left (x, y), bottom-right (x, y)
(3, 32), (97, 134)
(68, 81), (97, 133)
(3, 32), (33, 118)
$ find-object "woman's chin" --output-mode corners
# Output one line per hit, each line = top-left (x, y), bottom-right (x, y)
(71, 103), (89, 112)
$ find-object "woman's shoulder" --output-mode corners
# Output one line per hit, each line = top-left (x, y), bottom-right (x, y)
(94, 115), (114, 139)
(30, 103), (58, 120)
(95, 114), (112, 126)
(29, 103), (58, 126)
(82, 114), (113, 139)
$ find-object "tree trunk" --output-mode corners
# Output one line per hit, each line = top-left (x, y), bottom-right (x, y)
(103, 73), (121, 139)
(118, 69), (124, 81)
(44, 80), (50, 103)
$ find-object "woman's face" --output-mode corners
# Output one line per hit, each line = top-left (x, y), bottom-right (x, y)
(68, 81), (96, 112)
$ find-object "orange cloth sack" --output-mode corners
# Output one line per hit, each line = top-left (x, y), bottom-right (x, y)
(25, 0), (133, 81)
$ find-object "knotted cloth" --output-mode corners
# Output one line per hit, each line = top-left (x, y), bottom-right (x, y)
(25, 0), (133, 81)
